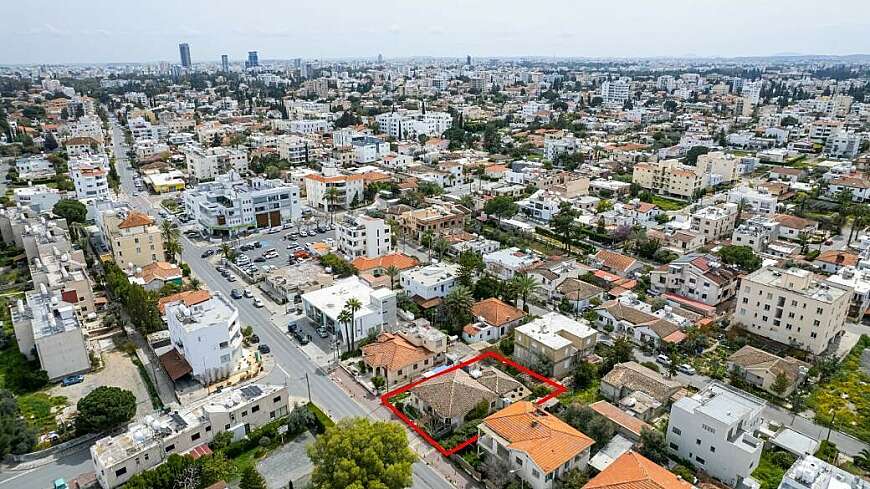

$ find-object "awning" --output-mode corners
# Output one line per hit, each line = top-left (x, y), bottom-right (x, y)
(187, 443), (213, 460)
(158, 349), (192, 381)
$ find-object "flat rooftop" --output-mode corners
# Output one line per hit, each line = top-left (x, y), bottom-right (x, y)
(515, 312), (596, 350)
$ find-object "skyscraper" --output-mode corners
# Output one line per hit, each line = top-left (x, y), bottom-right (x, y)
(178, 43), (191, 68)
(221, 55), (229, 73)
(247, 51), (259, 68)
(466, 55), (472, 66)
(377, 53), (383, 64)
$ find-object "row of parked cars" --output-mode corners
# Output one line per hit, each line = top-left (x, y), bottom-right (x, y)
(655, 354), (697, 375)
(230, 288), (265, 307)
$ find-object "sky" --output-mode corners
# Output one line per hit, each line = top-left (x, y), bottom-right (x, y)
(2, 0), (870, 65)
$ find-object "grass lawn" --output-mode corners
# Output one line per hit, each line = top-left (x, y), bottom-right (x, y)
(650, 195), (688, 211)
(557, 378), (600, 406)
(752, 450), (795, 489)
(807, 335), (870, 443)
(17, 392), (66, 433)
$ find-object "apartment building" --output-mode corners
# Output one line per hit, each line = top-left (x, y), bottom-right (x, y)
(91, 384), (292, 488)
(100, 210), (164, 268)
(690, 203), (738, 243)
(696, 151), (740, 185)
(277, 134), (309, 164)
(304, 173), (364, 211)
(11, 285), (90, 381)
(336, 213), (391, 259)
(632, 159), (707, 199)
(779, 456), (870, 489)
(731, 216), (779, 253)
(184, 171), (301, 237)
(399, 263), (460, 300)
(666, 382), (765, 487)
(70, 155), (111, 202)
(16, 155), (55, 180)
(13, 185), (62, 213)
(514, 312), (597, 378)
(163, 290), (243, 384)
(600, 79), (630, 105)
(650, 254), (739, 308)
(375, 110), (452, 140)
(727, 186), (778, 215)
(398, 203), (468, 243)
(182, 143), (249, 181)
(301, 276), (397, 346)
(734, 267), (851, 355)
(478, 401), (594, 489)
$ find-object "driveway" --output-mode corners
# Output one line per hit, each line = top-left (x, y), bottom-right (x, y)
(256, 431), (315, 489)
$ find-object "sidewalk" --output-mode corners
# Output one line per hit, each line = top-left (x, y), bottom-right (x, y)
(330, 367), (480, 489)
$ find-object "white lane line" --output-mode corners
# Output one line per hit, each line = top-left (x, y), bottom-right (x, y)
(0, 468), (37, 486)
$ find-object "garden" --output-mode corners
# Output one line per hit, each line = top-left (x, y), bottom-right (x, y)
(807, 335), (870, 443)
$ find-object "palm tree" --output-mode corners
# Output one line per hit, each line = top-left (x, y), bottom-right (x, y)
(443, 285), (474, 333)
(344, 298), (363, 351)
(421, 229), (435, 261)
(385, 265), (400, 290)
(433, 238), (450, 260)
(847, 203), (868, 245)
(188, 277), (201, 290)
(324, 187), (341, 224)
(220, 242), (236, 262)
(512, 273), (541, 312)
(160, 220), (181, 263)
(337, 309), (353, 353)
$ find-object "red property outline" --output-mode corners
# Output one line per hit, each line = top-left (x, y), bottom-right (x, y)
(380, 350), (567, 456)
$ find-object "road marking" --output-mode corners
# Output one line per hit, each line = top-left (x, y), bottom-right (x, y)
(0, 468), (36, 485)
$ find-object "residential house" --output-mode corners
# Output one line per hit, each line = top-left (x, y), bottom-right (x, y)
(594, 298), (684, 348)
(361, 325), (447, 388)
(772, 214), (818, 241)
(690, 203), (738, 244)
(478, 401), (594, 489)
(584, 451), (695, 489)
(591, 250), (641, 278)
(600, 362), (682, 421)
(589, 401), (653, 442)
(650, 254), (740, 308)
(484, 247), (542, 280)
(513, 312), (598, 378)
(131, 261), (183, 291)
(553, 278), (605, 312)
(727, 345), (810, 397)
(813, 250), (859, 274)
(463, 298), (526, 343)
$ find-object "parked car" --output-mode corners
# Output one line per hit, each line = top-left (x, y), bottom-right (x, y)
(61, 375), (84, 386)
(257, 344), (271, 354)
(298, 335), (310, 346)
(227, 275), (237, 282)
(656, 354), (671, 366)
(677, 364), (696, 375)
(253, 298), (264, 308)
(54, 479), (68, 489)
(230, 289), (243, 299)
(254, 256), (266, 263)
(288, 323), (298, 334)
(248, 334), (260, 344)
(200, 249), (215, 258)
(253, 241), (263, 249)
(316, 328), (329, 339)
(243, 289), (254, 298)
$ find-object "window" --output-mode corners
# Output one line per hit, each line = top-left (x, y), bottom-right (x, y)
(710, 446), (716, 453)
(696, 439), (701, 445)
(671, 427), (682, 436)
(670, 442), (679, 450)
(515, 457), (523, 466)
(165, 444), (175, 452)
(225, 424), (230, 430)
(702, 424), (715, 434)
(191, 432), (200, 441)
(242, 410), (248, 417)
(205, 426), (212, 432)
(273, 396), (282, 403)
(695, 456), (705, 464)
(115, 467), (127, 477)
(252, 405), (260, 413)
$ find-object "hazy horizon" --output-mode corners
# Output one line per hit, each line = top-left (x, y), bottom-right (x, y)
(3, 0), (870, 65)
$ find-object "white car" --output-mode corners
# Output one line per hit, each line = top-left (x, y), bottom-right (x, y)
(253, 298), (264, 308)
(243, 289), (254, 298)
(677, 364), (696, 375)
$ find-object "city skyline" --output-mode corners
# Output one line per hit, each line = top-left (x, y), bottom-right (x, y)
(2, 0), (870, 64)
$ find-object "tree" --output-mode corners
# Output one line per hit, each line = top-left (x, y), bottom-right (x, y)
(337, 309), (353, 353)
(684, 145), (710, 165)
(561, 404), (614, 449)
(638, 427), (670, 465)
(76, 386), (136, 434)
(220, 243), (237, 262)
(44, 132), (58, 151)
(484, 196), (519, 222)
(717, 245), (762, 272)
(385, 265), (400, 290)
(53, 199), (88, 224)
(457, 251), (484, 286)
(161, 220), (182, 264)
(421, 229), (435, 261)
(443, 285), (474, 333)
(771, 371), (790, 396)
(345, 298), (363, 351)
(511, 273), (541, 312)
(239, 466), (268, 489)
(0, 389), (36, 458)
(325, 187), (341, 223)
(552, 202), (578, 251)
(554, 468), (590, 489)
(572, 361), (598, 390)
(482, 455), (514, 489)
(307, 418), (415, 489)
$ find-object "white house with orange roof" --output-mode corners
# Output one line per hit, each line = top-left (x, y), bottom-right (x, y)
(462, 298), (526, 343)
(584, 451), (695, 489)
(477, 401), (594, 489)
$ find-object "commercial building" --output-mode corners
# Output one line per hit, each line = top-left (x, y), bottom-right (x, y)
(734, 267), (851, 355)
(632, 159), (707, 199)
(336, 213), (391, 259)
(11, 285), (90, 381)
(478, 401), (594, 489)
(184, 171), (301, 237)
(91, 384), (292, 488)
(666, 382), (765, 487)
(163, 290), (243, 384)
(182, 143), (249, 181)
(100, 210), (165, 268)
(301, 276), (397, 347)
(513, 312), (597, 378)
(178, 43), (191, 68)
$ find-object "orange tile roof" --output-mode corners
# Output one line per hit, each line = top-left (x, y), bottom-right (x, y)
(305, 173), (364, 183)
(594, 250), (638, 274)
(589, 400), (652, 438)
(158, 290), (211, 314)
(362, 333), (431, 372)
(118, 211), (154, 229)
(139, 261), (182, 283)
(471, 298), (525, 327)
(351, 253), (420, 272)
(815, 250), (859, 267)
(584, 451), (694, 489)
(483, 401), (594, 473)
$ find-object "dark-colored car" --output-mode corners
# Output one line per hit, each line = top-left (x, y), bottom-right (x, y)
(253, 241), (263, 249)
(230, 289), (243, 299)
(248, 334), (260, 344)
(200, 249), (215, 258)
(257, 344), (270, 354)
(298, 335), (310, 346)
(254, 256), (266, 263)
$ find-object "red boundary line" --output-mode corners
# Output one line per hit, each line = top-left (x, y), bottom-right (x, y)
(380, 350), (567, 456)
